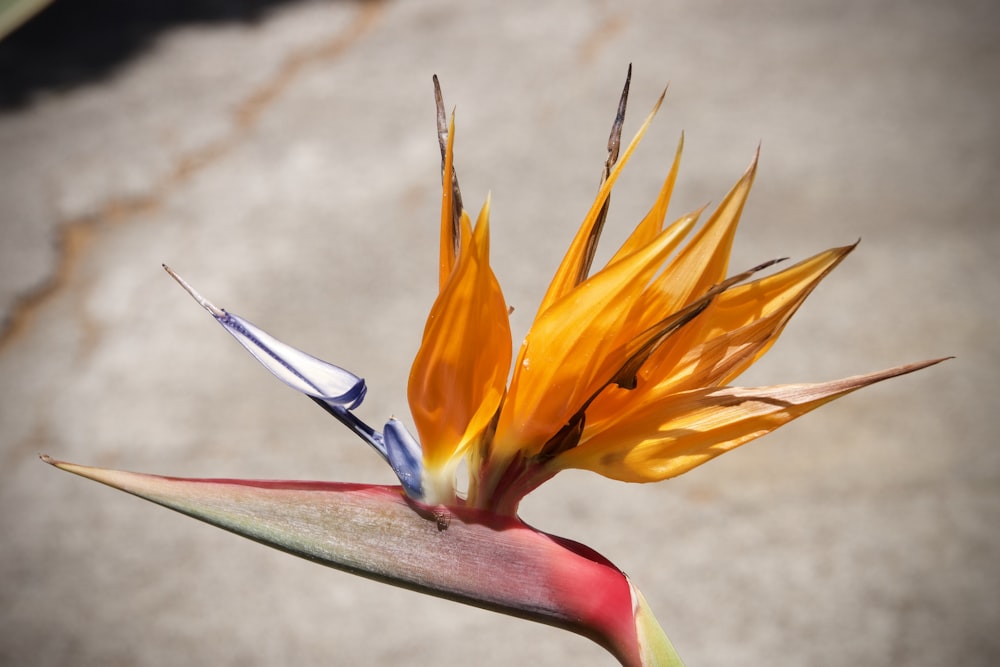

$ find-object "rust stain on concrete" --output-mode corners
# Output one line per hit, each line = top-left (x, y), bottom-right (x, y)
(578, 6), (626, 64)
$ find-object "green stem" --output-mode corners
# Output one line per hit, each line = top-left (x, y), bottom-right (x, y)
(627, 581), (685, 667)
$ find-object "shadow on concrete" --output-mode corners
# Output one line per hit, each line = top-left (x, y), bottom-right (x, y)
(0, 0), (336, 108)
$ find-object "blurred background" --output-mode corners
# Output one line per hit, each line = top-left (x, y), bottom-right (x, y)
(1, 1), (997, 665)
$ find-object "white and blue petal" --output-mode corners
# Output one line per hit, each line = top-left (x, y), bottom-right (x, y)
(164, 265), (425, 494)
(164, 265), (365, 409)
(217, 311), (367, 409)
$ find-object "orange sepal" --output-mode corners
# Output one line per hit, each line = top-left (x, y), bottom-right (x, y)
(408, 202), (512, 480)
(554, 359), (947, 482)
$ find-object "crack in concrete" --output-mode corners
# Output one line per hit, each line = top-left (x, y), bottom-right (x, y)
(0, 0), (387, 351)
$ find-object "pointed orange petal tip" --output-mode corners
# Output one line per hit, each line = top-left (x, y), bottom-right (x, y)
(745, 144), (760, 180)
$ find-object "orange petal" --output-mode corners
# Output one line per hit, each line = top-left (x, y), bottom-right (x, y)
(554, 359), (947, 482)
(438, 114), (458, 291)
(602, 207), (702, 352)
(606, 132), (686, 266)
(632, 243), (857, 397)
(632, 151), (758, 332)
(536, 90), (666, 317)
(409, 203), (512, 479)
(494, 223), (688, 459)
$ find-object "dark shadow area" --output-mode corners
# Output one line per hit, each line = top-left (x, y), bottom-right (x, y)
(0, 0), (321, 109)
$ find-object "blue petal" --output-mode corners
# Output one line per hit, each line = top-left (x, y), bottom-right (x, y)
(383, 418), (424, 499)
(310, 398), (388, 460)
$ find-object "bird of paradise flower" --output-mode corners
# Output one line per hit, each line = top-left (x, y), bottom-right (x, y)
(44, 68), (945, 666)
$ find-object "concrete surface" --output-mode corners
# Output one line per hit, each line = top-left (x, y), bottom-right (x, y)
(1, 0), (998, 665)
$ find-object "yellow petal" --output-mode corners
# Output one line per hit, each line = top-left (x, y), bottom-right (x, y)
(409, 203), (512, 476)
(553, 359), (947, 482)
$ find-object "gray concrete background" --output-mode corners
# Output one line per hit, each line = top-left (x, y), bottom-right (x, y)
(1, 1), (997, 665)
